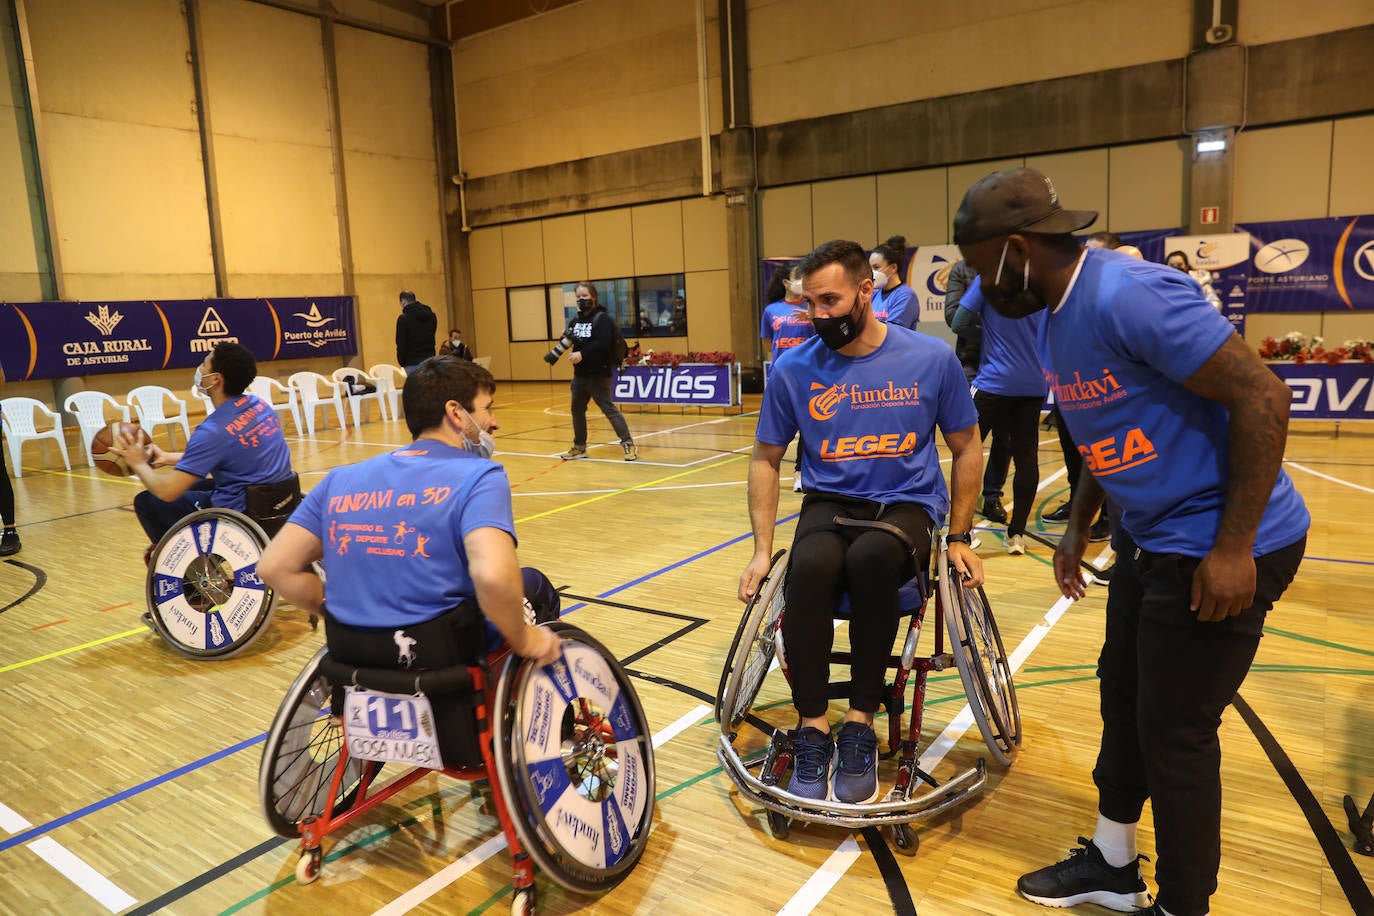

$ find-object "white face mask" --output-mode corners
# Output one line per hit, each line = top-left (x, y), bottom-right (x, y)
(784, 278), (804, 297)
(872, 267), (887, 285)
(463, 430), (496, 460)
(193, 366), (214, 397)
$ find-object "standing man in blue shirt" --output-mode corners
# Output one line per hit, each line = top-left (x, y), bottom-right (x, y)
(0, 359), (18, 556)
(740, 239), (984, 807)
(951, 282), (1047, 555)
(954, 168), (1309, 916)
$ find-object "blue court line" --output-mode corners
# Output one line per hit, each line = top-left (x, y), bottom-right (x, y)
(0, 733), (265, 855)
(560, 512), (801, 614)
(0, 516), (797, 860)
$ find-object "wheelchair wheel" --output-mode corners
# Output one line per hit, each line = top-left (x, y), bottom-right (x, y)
(493, 622), (655, 894)
(146, 508), (277, 659)
(942, 559), (1022, 767)
(259, 647), (375, 838)
(716, 549), (788, 734)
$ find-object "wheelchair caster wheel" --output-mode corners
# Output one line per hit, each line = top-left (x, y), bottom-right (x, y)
(890, 822), (919, 856)
(511, 886), (537, 916)
(767, 809), (791, 840)
(295, 848), (322, 884)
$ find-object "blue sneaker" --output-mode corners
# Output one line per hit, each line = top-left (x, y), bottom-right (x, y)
(833, 721), (880, 803)
(786, 727), (833, 801)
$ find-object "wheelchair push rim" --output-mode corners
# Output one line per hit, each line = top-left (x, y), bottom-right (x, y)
(716, 548), (788, 735)
(145, 508), (278, 659)
(258, 646), (374, 838)
(941, 555), (1022, 766)
(493, 621), (655, 894)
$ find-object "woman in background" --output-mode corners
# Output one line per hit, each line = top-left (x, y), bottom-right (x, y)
(870, 235), (918, 329)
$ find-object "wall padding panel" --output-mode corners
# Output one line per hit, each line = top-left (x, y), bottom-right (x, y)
(811, 176), (877, 249)
(586, 209), (635, 279)
(878, 169), (948, 246)
(542, 214), (589, 283)
(469, 227), (505, 290)
(1108, 140), (1187, 232)
(684, 269), (731, 353)
(501, 221), (545, 287)
(1330, 114), (1374, 217)
(631, 201), (685, 276)
(682, 195), (727, 271)
(1234, 123), (1333, 222)
(759, 185), (812, 257)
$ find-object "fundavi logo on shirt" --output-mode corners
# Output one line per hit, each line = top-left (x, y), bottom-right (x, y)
(808, 380), (920, 421)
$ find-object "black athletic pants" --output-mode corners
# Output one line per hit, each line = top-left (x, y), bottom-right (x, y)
(1094, 531), (1305, 916)
(782, 494), (932, 718)
(972, 391), (1041, 536)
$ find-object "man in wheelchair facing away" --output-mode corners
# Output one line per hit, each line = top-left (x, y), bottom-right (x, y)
(259, 355), (560, 672)
(739, 239), (984, 805)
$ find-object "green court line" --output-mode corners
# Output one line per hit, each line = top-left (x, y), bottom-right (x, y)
(1262, 626), (1374, 658)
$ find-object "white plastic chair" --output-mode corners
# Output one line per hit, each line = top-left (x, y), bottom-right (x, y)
(62, 391), (131, 467)
(287, 372), (348, 435)
(0, 397), (71, 477)
(126, 386), (192, 449)
(247, 376), (304, 435)
(331, 368), (388, 427)
(368, 363), (407, 421)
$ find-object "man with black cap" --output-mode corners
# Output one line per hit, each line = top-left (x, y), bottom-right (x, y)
(953, 167), (1309, 916)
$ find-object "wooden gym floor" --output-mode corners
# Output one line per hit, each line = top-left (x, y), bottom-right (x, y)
(0, 381), (1370, 915)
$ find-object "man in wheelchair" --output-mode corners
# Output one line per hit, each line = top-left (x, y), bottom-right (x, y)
(259, 355), (560, 670)
(110, 341), (299, 558)
(739, 239), (984, 805)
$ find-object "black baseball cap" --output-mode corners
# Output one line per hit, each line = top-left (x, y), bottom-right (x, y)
(953, 167), (1098, 245)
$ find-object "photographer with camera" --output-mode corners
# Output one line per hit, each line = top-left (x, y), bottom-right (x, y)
(545, 282), (638, 461)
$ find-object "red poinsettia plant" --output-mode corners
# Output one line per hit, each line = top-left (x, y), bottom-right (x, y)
(623, 345), (735, 369)
(1258, 332), (1373, 366)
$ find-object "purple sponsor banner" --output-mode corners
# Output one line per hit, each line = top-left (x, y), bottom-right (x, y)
(612, 364), (734, 406)
(1267, 362), (1374, 421)
(1235, 216), (1374, 313)
(0, 296), (354, 381)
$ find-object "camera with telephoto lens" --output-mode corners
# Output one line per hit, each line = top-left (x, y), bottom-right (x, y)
(543, 330), (574, 365)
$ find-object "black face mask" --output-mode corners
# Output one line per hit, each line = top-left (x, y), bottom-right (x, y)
(811, 293), (868, 351)
(576, 298), (593, 313)
(981, 239), (1043, 318)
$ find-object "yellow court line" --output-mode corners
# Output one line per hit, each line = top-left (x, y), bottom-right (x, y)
(515, 453), (749, 524)
(32, 466), (143, 487)
(0, 628), (145, 675)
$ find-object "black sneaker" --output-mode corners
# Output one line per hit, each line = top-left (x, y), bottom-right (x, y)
(1089, 518), (1112, 542)
(0, 528), (20, 557)
(981, 497), (1008, 524)
(1043, 502), (1072, 523)
(1018, 837), (1152, 911)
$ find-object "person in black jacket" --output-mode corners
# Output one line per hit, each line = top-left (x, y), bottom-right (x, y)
(395, 290), (438, 373)
(555, 282), (637, 461)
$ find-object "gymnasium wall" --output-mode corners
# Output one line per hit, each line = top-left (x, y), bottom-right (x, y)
(0, 0), (443, 409)
(467, 196), (731, 380)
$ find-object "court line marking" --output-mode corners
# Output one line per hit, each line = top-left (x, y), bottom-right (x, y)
(1284, 460), (1374, 494)
(514, 454), (749, 524)
(368, 703), (712, 916)
(779, 586), (1077, 914)
(0, 802), (135, 912)
(0, 628), (146, 675)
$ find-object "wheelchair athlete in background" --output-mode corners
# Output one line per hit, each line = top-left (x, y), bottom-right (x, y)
(259, 355), (559, 668)
(739, 239), (984, 805)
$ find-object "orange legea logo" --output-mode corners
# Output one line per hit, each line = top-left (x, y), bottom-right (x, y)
(808, 382), (849, 421)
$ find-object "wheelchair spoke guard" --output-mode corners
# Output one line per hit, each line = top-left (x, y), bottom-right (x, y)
(716, 548), (788, 734)
(259, 647), (374, 838)
(146, 508), (277, 659)
(942, 559), (1022, 767)
(493, 622), (655, 894)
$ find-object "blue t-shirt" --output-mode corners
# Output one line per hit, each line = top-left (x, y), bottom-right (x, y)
(961, 284), (1048, 398)
(873, 284), (919, 330)
(758, 326), (978, 522)
(1042, 248), (1310, 556)
(761, 299), (814, 354)
(290, 441), (517, 627)
(177, 394), (293, 511)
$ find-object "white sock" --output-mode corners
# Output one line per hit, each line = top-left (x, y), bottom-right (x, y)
(1092, 813), (1138, 868)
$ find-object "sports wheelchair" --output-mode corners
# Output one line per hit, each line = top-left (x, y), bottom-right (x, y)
(716, 524), (1021, 854)
(144, 475), (305, 659)
(258, 602), (656, 915)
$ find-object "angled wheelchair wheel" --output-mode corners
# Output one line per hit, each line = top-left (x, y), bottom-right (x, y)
(493, 622), (655, 894)
(259, 647), (375, 838)
(942, 556), (1022, 767)
(716, 549), (788, 734)
(146, 508), (277, 659)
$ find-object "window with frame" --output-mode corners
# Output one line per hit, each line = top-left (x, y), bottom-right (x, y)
(510, 275), (688, 342)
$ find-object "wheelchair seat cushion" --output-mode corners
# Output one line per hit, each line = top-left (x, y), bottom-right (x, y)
(834, 577), (928, 619)
(324, 602), (485, 768)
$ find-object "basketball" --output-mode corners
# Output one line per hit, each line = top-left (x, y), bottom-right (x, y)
(90, 421), (152, 477)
